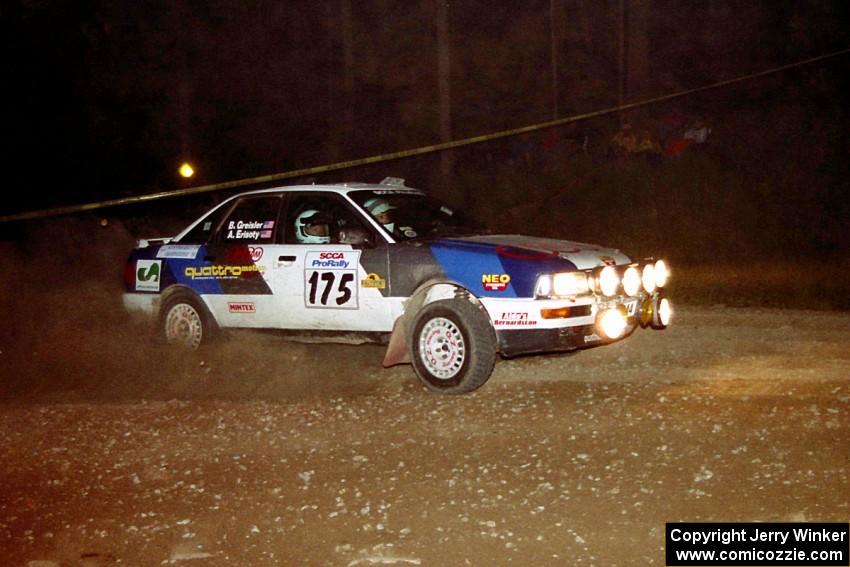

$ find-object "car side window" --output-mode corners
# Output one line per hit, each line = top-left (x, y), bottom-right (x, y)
(180, 201), (233, 244)
(218, 196), (282, 244)
(284, 194), (371, 245)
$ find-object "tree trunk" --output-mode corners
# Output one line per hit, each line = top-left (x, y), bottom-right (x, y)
(436, 0), (452, 185)
(626, 0), (651, 121)
(341, 0), (354, 142)
(550, 0), (563, 119)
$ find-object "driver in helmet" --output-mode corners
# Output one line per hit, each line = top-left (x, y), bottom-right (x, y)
(294, 209), (331, 244)
(363, 197), (396, 234)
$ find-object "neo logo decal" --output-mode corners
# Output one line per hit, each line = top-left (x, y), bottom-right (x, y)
(136, 260), (162, 292)
(482, 273), (511, 292)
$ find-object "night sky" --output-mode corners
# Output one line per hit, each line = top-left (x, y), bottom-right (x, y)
(3, 1), (849, 256)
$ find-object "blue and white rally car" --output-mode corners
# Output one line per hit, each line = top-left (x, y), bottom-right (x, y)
(123, 178), (671, 393)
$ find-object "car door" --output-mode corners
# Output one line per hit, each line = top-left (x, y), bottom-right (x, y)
(271, 192), (394, 332)
(194, 194), (285, 329)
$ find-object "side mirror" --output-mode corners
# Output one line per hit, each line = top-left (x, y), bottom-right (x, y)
(338, 226), (372, 247)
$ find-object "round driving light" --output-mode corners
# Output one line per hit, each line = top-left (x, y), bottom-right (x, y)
(622, 266), (641, 296)
(642, 263), (657, 293)
(654, 259), (669, 288)
(599, 266), (620, 297)
(652, 297), (672, 329)
(598, 308), (627, 339)
(658, 297), (672, 327)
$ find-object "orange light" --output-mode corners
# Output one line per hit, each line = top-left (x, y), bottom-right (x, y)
(541, 307), (572, 319)
(179, 162), (195, 178)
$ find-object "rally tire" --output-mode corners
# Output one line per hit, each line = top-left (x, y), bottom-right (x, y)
(410, 298), (496, 394)
(160, 292), (217, 349)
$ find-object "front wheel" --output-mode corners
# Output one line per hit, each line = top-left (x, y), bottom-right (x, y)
(410, 298), (496, 394)
(160, 293), (216, 349)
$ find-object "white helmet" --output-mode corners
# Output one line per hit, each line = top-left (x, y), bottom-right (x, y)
(294, 209), (330, 244)
(363, 198), (396, 232)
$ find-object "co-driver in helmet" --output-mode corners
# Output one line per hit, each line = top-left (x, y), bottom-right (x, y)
(363, 198), (397, 234)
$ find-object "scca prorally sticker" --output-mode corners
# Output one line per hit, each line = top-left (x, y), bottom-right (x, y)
(304, 250), (361, 309)
(157, 244), (201, 259)
(136, 259), (162, 291)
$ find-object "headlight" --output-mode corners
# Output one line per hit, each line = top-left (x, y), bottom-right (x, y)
(642, 263), (657, 293)
(622, 266), (641, 296)
(654, 259), (669, 288)
(598, 266), (620, 296)
(553, 272), (589, 296)
(535, 272), (589, 298)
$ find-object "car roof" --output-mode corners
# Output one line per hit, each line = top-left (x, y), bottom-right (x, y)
(225, 182), (426, 200)
(170, 181), (426, 243)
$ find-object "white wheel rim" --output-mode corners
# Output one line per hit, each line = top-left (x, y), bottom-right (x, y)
(165, 303), (203, 349)
(418, 317), (465, 380)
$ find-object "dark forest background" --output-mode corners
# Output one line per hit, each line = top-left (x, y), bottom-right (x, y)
(3, 1), (849, 266)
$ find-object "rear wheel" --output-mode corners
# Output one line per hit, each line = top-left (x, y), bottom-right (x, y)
(410, 298), (496, 394)
(160, 293), (215, 349)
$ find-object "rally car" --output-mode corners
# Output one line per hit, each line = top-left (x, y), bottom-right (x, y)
(123, 177), (671, 393)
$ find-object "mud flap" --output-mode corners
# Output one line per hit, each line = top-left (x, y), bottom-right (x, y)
(382, 317), (411, 367)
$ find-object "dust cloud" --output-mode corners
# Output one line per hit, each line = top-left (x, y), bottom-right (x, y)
(0, 216), (389, 404)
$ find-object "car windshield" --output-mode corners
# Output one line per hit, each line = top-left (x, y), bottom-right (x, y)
(348, 189), (480, 240)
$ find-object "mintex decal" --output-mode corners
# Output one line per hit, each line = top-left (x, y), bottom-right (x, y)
(304, 250), (361, 309)
(157, 245), (201, 259)
(482, 273), (511, 292)
(228, 302), (256, 314)
(494, 312), (537, 327)
(361, 273), (386, 289)
(136, 259), (162, 292)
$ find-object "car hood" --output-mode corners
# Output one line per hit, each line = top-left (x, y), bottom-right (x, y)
(440, 234), (632, 270)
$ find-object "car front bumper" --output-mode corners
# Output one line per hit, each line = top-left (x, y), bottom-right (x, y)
(496, 321), (635, 357)
(485, 292), (668, 358)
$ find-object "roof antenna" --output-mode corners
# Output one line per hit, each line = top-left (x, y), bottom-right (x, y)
(380, 177), (406, 187)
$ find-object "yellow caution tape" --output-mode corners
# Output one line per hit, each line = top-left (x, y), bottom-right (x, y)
(2, 47), (847, 224)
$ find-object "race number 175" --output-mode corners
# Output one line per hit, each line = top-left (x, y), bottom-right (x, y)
(305, 270), (357, 309)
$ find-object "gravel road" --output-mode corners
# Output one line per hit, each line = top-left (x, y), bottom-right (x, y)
(1, 303), (848, 566)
